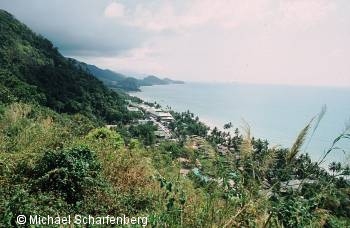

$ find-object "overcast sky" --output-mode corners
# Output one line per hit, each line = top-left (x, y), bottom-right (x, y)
(1, 0), (350, 86)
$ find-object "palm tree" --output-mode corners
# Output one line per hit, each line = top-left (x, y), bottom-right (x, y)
(335, 162), (342, 174)
(342, 165), (350, 176)
(329, 162), (337, 176)
(223, 122), (232, 129)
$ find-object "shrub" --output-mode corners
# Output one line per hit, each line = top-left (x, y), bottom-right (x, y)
(1, 189), (69, 227)
(129, 123), (157, 146)
(129, 138), (141, 150)
(86, 127), (124, 149)
(30, 146), (102, 204)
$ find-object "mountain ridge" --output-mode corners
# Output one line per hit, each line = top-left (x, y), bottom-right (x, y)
(69, 58), (184, 91)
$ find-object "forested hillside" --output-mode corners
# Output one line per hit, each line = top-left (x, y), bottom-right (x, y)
(70, 58), (184, 92)
(69, 59), (141, 92)
(0, 10), (133, 123)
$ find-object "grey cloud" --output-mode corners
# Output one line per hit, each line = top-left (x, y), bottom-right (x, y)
(0, 0), (149, 57)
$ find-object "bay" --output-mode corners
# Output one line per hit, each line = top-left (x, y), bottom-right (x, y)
(130, 82), (350, 166)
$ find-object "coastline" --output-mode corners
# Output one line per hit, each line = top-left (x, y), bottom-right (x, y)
(128, 83), (350, 166)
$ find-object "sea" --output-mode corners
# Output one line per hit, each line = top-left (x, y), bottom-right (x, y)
(129, 82), (350, 166)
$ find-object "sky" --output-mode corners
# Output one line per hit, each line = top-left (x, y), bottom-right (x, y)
(1, 0), (350, 87)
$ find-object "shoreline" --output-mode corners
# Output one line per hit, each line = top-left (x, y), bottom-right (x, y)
(128, 84), (350, 167)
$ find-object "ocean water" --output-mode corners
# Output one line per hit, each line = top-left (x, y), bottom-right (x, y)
(130, 82), (350, 166)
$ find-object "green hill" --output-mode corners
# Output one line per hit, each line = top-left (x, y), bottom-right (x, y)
(69, 58), (140, 91)
(70, 59), (184, 91)
(77, 61), (127, 82)
(0, 9), (133, 123)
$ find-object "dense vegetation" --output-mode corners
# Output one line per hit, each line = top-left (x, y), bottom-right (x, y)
(0, 9), (349, 227)
(0, 10), (137, 123)
(1, 102), (349, 227)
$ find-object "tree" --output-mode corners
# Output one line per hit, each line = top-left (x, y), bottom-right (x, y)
(329, 162), (342, 176)
(129, 122), (157, 146)
(31, 146), (102, 204)
(223, 122), (232, 129)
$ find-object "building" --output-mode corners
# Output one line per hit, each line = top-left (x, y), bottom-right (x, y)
(155, 130), (168, 138)
(127, 106), (140, 112)
(133, 102), (174, 122)
(149, 108), (174, 122)
(106, 125), (118, 129)
(138, 119), (151, 125)
(280, 179), (316, 192)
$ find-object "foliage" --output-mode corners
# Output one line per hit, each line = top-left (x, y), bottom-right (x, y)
(30, 146), (103, 204)
(169, 110), (209, 139)
(0, 9), (135, 124)
(129, 122), (157, 146)
(86, 127), (124, 149)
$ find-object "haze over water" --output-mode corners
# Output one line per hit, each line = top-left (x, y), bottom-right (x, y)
(131, 82), (350, 166)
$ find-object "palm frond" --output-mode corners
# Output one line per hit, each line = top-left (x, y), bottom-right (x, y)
(240, 119), (253, 158)
(286, 119), (313, 164)
(304, 105), (326, 152)
(317, 122), (350, 165)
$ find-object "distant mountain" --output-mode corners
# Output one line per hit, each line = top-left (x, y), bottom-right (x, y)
(139, 75), (168, 86)
(163, 77), (185, 85)
(68, 59), (140, 91)
(138, 75), (184, 86)
(70, 59), (184, 91)
(80, 62), (126, 82)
